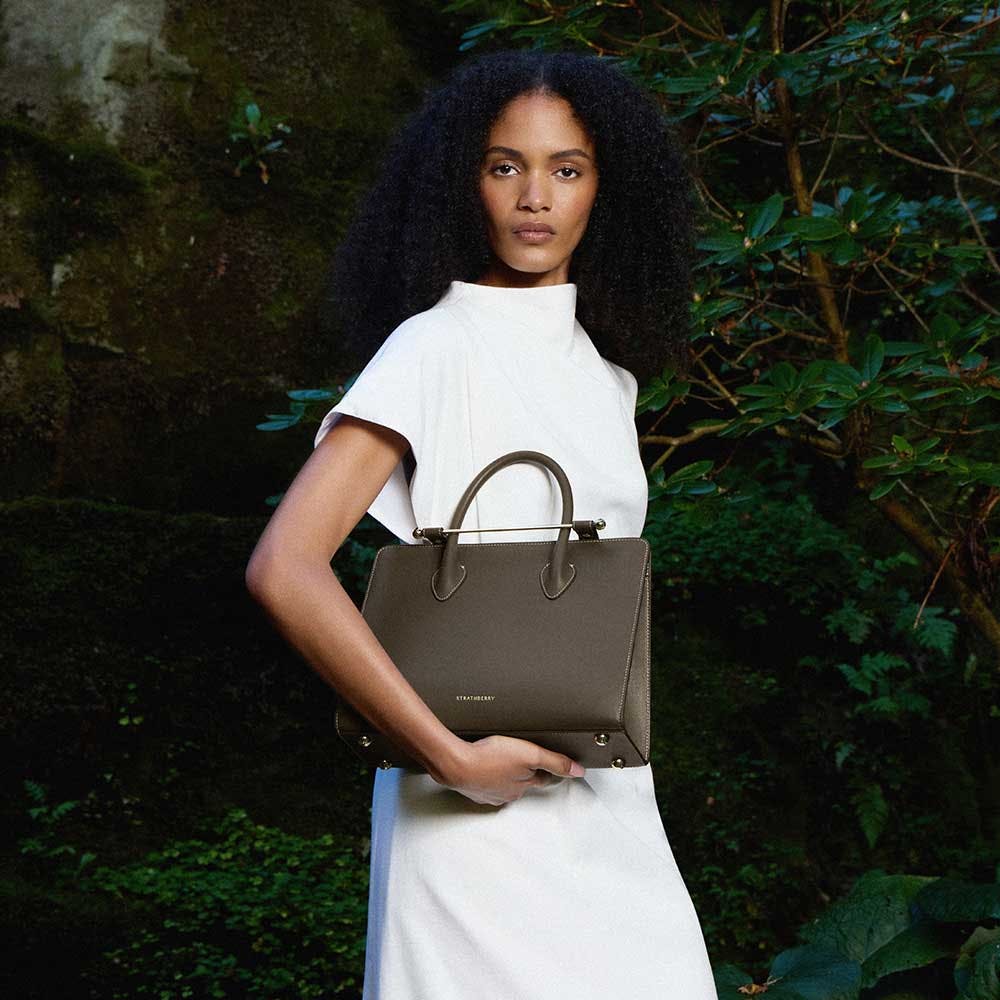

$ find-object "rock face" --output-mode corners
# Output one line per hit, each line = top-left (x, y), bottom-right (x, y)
(0, 0), (196, 145)
(0, 0), (449, 511)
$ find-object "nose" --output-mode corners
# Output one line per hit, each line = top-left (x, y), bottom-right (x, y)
(517, 173), (551, 212)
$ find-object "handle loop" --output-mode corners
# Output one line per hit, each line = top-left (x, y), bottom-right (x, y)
(428, 450), (579, 601)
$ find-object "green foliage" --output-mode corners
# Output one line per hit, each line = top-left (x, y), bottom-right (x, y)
(715, 944), (861, 1000)
(18, 780), (97, 880)
(644, 442), (864, 620)
(256, 388), (336, 434)
(2, 498), (385, 996)
(688, 752), (807, 959)
(716, 870), (1000, 999)
(80, 807), (368, 999)
(650, 458), (718, 502)
(644, 440), (992, 872)
(0, 496), (378, 851)
(226, 92), (292, 185)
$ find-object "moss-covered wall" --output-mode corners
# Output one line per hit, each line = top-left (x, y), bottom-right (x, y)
(0, 9), (469, 988)
(0, 0), (462, 512)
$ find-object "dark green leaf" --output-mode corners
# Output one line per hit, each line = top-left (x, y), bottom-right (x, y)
(913, 878), (1000, 923)
(783, 216), (844, 241)
(860, 920), (954, 989)
(860, 334), (885, 382)
(747, 192), (785, 239)
(869, 479), (899, 500)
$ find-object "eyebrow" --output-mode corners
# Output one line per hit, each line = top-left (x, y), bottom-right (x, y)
(483, 145), (593, 162)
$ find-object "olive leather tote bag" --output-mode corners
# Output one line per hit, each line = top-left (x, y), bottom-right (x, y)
(335, 449), (652, 772)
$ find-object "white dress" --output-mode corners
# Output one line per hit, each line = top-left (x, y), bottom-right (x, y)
(313, 279), (718, 999)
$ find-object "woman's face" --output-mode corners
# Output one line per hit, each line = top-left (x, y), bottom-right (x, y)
(477, 91), (598, 287)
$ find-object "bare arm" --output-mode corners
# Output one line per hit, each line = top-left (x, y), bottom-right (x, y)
(244, 415), (470, 785)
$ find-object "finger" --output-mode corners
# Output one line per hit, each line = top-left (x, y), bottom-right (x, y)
(537, 751), (585, 778)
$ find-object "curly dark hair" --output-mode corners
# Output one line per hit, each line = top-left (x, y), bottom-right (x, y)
(319, 48), (699, 386)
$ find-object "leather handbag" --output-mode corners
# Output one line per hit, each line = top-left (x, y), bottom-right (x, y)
(335, 449), (652, 772)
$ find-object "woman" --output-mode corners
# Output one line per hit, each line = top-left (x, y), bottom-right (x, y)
(246, 48), (716, 1000)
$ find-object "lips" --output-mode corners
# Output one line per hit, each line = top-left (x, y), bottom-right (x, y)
(513, 223), (555, 234)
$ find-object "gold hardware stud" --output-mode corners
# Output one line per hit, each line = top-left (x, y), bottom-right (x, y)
(594, 732), (610, 746)
(358, 734), (372, 747)
(611, 757), (625, 768)
(378, 759), (393, 769)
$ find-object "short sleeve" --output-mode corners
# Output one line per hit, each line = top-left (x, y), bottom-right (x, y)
(622, 368), (639, 416)
(604, 361), (638, 425)
(312, 313), (463, 545)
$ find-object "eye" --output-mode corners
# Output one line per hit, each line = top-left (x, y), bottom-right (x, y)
(488, 163), (584, 179)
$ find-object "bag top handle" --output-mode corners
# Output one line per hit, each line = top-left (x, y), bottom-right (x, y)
(416, 450), (594, 602)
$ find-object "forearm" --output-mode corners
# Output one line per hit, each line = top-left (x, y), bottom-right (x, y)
(247, 555), (469, 784)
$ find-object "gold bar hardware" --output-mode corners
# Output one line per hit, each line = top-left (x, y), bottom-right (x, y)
(414, 518), (605, 539)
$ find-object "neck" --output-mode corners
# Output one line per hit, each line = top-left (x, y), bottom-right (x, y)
(474, 261), (572, 288)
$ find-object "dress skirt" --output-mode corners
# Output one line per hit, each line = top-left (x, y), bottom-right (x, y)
(360, 760), (719, 999)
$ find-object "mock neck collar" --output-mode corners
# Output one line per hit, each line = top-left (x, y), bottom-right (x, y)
(439, 279), (578, 354)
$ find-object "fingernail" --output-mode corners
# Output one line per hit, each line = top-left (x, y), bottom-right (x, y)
(569, 761), (585, 777)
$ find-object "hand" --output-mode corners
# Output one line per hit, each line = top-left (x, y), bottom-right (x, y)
(434, 734), (586, 806)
